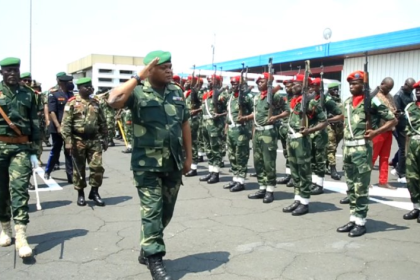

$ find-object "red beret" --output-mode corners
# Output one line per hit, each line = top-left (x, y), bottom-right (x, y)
(187, 75), (192, 80)
(413, 81), (420, 89)
(173, 75), (180, 83)
(311, 78), (321, 86)
(293, 74), (305, 83)
(347, 71), (364, 82)
(230, 76), (240, 83)
(211, 75), (223, 82)
(283, 79), (293, 84)
(256, 72), (270, 83)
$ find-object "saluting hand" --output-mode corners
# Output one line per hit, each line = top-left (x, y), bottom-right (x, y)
(137, 57), (160, 80)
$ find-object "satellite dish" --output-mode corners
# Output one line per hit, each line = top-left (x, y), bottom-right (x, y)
(323, 28), (332, 41)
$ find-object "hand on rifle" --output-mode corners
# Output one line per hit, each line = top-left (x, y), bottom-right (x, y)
(236, 116), (248, 124)
(300, 127), (310, 136)
(364, 129), (377, 140)
(65, 143), (73, 156)
(267, 115), (278, 124)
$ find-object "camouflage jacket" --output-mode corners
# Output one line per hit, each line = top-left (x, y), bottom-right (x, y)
(288, 97), (326, 133)
(254, 92), (289, 127)
(404, 102), (420, 137)
(0, 81), (40, 147)
(61, 95), (108, 145)
(201, 89), (229, 118)
(125, 80), (190, 172)
(343, 95), (394, 141)
(227, 92), (253, 125)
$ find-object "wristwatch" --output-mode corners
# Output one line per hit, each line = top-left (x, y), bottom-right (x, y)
(131, 74), (143, 85)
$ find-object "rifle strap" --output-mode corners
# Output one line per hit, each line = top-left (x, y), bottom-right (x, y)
(0, 106), (23, 136)
(405, 103), (420, 135)
(204, 98), (213, 118)
(227, 95), (235, 125)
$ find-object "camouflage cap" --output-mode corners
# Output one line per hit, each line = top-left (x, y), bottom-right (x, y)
(143, 50), (171, 65)
(328, 82), (340, 89)
(56, 72), (66, 77)
(76, 77), (92, 86)
(20, 72), (31, 79)
(0, 57), (21, 68)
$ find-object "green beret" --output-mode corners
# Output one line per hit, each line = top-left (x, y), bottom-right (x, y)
(76, 77), (92, 86)
(328, 82), (340, 89)
(20, 72), (31, 79)
(0, 57), (21, 68)
(56, 72), (66, 77)
(143, 50), (171, 65)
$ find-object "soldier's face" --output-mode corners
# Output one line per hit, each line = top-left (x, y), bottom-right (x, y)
(79, 84), (93, 97)
(312, 84), (320, 94)
(416, 88), (420, 101)
(380, 81), (394, 95)
(184, 80), (191, 90)
(285, 83), (293, 94)
(329, 88), (339, 96)
(0, 66), (20, 86)
(257, 79), (267, 92)
(349, 80), (363, 95)
(292, 82), (302, 95)
(22, 78), (32, 86)
(230, 81), (239, 92)
(150, 63), (172, 84)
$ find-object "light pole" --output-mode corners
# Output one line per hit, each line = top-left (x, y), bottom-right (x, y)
(323, 28), (332, 56)
(29, 0), (32, 73)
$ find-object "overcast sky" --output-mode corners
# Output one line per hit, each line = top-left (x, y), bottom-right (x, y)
(1, 0), (420, 88)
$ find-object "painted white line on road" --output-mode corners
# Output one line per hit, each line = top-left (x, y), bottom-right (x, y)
(30, 167), (63, 192)
(277, 149), (343, 157)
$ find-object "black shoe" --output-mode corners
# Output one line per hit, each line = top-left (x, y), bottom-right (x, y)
(199, 173), (213, 182)
(44, 172), (51, 180)
(340, 196), (350, 204)
(223, 181), (236, 189)
(348, 225), (366, 237)
(108, 140), (115, 147)
(403, 209), (420, 220)
(337, 222), (355, 233)
(68, 177), (73, 184)
(248, 189), (266, 199)
(138, 249), (148, 266)
(283, 200), (300, 213)
(198, 156), (204, 163)
(220, 162), (225, 168)
(88, 187), (105, 206)
(77, 190), (86, 206)
(276, 175), (291, 184)
(54, 164), (60, 171)
(28, 182), (35, 191)
(228, 168), (232, 172)
(44, 141), (52, 147)
(292, 204), (309, 216)
(286, 179), (295, 188)
(122, 148), (132, 153)
(263, 191), (274, 203)
(148, 255), (172, 280)
(207, 173), (219, 184)
(185, 169), (197, 177)
(230, 183), (245, 192)
(311, 184), (324, 195)
(330, 165), (341, 180)
(250, 173), (257, 177)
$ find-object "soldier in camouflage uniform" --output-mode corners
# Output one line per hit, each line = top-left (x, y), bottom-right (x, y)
(309, 78), (343, 195)
(247, 73), (290, 203)
(108, 51), (192, 280)
(199, 75), (228, 184)
(223, 76), (253, 192)
(402, 80), (420, 222)
(121, 108), (133, 153)
(326, 82), (344, 181)
(337, 70), (396, 237)
(197, 79), (207, 162)
(0, 57), (40, 258)
(282, 74), (327, 215)
(277, 79), (294, 185)
(96, 90), (116, 147)
(61, 77), (108, 207)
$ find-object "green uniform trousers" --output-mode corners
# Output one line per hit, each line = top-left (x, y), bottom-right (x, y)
(278, 123), (289, 169)
(327, 123), (344, 166)
(287, 135), (312, 200)
(0, 144), (31, 225)
(189, 115), (200, 164)
(134, 169), (182, 257)
(122, 110), (133, 144)
(310, 129), (328, 178)
(406, 137), (420, 205)
(253, 128), (277, 187)
(202, 119), (224, 168)
(227, 125), (251, 179)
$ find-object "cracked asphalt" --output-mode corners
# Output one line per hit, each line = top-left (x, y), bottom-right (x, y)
(1, 140), (419, 280)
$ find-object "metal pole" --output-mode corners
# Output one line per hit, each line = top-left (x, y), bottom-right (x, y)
(29, 0), (32, 73)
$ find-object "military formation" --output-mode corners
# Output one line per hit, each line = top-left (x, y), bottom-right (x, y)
(0, 50), (420, 280)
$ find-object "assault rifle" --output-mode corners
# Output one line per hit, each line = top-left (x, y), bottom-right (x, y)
(364, 52), (372, 131)
(191, 65), (199, 109)
(301, 60), (311, 130)
(238, 63), (246, 117)
(267, 57), (274, 118)
(212, 64), (219, 114)
(320, 65), (325, 109)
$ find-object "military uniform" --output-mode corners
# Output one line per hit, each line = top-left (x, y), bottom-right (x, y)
(338, 70), (395, 237)
(0, 57), (40, 258)
(121, 108), (133, 153)
(61, 77), (108, 207)
(97, 91), (116, 146)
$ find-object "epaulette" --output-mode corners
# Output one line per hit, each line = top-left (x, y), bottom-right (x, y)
(49, 88), (58, 93)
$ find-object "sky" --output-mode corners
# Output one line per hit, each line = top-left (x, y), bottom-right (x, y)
(1, 0), (420, 88)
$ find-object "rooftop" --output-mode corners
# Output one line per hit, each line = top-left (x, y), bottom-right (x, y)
(68, 54), (144, 74)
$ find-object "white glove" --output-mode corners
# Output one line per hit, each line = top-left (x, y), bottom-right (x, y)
(30, 155), (39, 169)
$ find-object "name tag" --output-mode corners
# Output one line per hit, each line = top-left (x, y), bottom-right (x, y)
(173, 96), (183, 101)
(58, 97), (66, 101)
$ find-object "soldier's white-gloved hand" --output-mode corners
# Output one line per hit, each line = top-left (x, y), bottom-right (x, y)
(30, 155), (39, 169)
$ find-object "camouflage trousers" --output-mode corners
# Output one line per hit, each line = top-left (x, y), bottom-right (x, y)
(327, 123), (344, 166)
(198, 117), (206, 155)
(343, 142), (372, 222)
(0, 143), (31, 225)
(72, 139), (104, 190)
(134, 170), (182, 257)
(253, 128), (277, 187)
(310, 129), (328, 178)
(287, 135), (312, 200)
(406, 137), (420, 205)
(106, 114), (116, 142)
(202, 119), (224, 169)
(189, 116), (200, 164)
(122, 110), (133, 144)
(220, 116), (227, 158)
(278, 123), (289, 169)
(227, 125), (251, 179)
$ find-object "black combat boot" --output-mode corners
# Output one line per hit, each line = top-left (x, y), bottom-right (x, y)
(292, 204), (309, 216)
(138, 249), (148, 265)
(223, 181), (236, 189)
(77, 189), (86, 206)
(330, 165), (341, 180)
(311, 184), (324, 195)
(147, 254), (172, 280)
(337, 222), (355, 233)
(250, 173), (257, 177)
(348, 225), (366, 237)
(286, 178), (295, 188)
(198, 156), (204, 162)
(283, 200), (300, 213)
(207, 173), (219, 184)
(276, 174), (291, 184)
(403, 209), (420, 220)
(340, 196), (350, 204)
(108, 139), (115, 147)
(89, 187), (105, 206)
(248, 189), (266, 199)
(230, 183), (245, 192)
(185, 169), (197, 177)
(199, 173), (213, 182)
(263, 191), (274, 203)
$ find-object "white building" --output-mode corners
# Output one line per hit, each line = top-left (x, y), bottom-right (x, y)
(67, 54), (145, 93)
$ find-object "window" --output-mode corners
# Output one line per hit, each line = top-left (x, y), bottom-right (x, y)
(120, 70), (133, 75)
(98, 69), (113, 73)
(98, 78), (112, 82)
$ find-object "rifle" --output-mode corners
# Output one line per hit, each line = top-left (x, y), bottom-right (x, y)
(212, 65), (220, 114)
(364, 52), (372, 131)
(238, 63), (246, 117)
(191, 65), (199, 109)
(301, 60), (312, 130)
(320, 65), (325, 110)
(267, 57), (274, 118)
